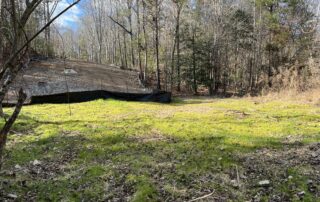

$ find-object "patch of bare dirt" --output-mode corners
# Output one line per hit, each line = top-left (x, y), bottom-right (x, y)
(104, 164), (135, 201)
(8, 59), (150, 103)
(99, 143), (320, 201)
(0, 145), (79, 201)
(238, 143), (320, 201)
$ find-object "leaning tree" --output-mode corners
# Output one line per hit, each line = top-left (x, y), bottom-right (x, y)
(0, 0), (81, 168)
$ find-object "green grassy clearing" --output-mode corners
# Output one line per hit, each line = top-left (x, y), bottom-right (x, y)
(1, 98), (319, 201)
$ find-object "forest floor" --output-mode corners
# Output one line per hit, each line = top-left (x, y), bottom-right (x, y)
(0, 97), (320, 201)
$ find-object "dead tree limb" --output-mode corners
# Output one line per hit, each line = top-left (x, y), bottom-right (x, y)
(108, 15), (133, 35)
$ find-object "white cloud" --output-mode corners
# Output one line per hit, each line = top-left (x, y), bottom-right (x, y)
(50, 0), (81, 28)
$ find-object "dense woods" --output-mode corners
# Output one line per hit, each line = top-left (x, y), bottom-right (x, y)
(1, 0), (319, 95)
(44, 0), (320, 94)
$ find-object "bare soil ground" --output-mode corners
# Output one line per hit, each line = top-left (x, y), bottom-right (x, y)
(238, 143), (320, 201)
(6, 59), (150, 104)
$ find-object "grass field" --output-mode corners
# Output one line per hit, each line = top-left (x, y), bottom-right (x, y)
(1, 98), (320, 201)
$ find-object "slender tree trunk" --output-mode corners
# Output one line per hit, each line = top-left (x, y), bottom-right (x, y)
(251, 0), (256, 92)
(45, 0), (51, 57)
(155, 0), (161, 90)
(268, 48), (272, 87)
(118, 29), (124, 67)
(192, 30), (197, 94)
(0, 0), (4, 118)
(0, 0), (2, 56)
(142, 1), (148, 81)
(248, 57), (253, 92)
(43, 2), (48, 56)
(176, 8), (181, 92)
(268, 4), (274, 88)
(136, 0), (144, 82)
(123, 31), (128, 69)
(127, 0), (135, 68)
(170, 36), (176, 91)
(113, 32), (117, 64)
(111, 25), (117, 64)
(0, 89), (26, 169)
(224, 37), (229, 94)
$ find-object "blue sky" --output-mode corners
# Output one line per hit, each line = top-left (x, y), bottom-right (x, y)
(51, 0), (85, 30)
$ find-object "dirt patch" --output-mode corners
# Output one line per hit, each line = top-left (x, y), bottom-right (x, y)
(0, 145), (79, 201)
(1, 140), (319, 201)
(104, 164), (135, 201)
(8, 59), (150, 103)
(237, 143), (320, 201)
(100, 143), (320, 201)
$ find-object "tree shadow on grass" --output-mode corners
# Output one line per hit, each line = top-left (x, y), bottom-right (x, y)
(5, 112), (293, 166)
(1, 112), (315, 201)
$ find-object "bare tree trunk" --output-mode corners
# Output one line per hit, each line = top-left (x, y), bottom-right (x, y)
(92, 0), (104, 64)
(142, 1), (148, 82)
(117, 28), (124, 67)
(0, 0), (2, 22)
(45, 0), (51, 57)
(155, 0), (161, 90)
(250, 0), (256, 92)
(112, 29), (117, 64)
(170, 35), (176, 91)
(0, 89), (26, 169)
(175, 5), (182, 92)
(0, 0), (2, 59)
(127, 0), (135, 68)
(192, 30), (197, 94)
(136, 0), (144, 82)
(123, 31), (128, 69)
(268, 4), (274, 88)
(0, 0), (4, 118)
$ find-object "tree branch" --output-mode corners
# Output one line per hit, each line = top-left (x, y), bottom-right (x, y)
(2, 0), (81, 75)
(108, 15), (133, 35)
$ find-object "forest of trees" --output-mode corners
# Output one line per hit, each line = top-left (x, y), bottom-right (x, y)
(37, 0), (319, 95)
(1, 0), (319, 95)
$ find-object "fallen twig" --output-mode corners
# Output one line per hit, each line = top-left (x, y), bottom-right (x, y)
(188, 192), (214, 202)
(235, 164), (240, 187)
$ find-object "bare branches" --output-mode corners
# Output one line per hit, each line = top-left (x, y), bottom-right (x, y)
(3, 0), (81, 74)
(108, 15), (133, 35)
(52, 0), (318, 94)
(20, 0), (43, 27)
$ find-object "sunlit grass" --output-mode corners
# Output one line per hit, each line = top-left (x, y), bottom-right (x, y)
(1, 98), (319, 200)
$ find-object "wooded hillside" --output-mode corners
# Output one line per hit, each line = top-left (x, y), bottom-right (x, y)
(44, 0), (320, 94)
